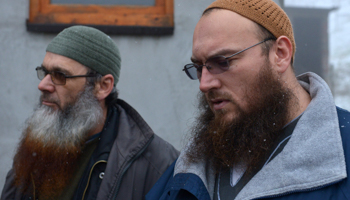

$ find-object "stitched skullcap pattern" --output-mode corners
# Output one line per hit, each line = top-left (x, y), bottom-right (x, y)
(205, 0), (295, 60)
(46, 25), (121, 85)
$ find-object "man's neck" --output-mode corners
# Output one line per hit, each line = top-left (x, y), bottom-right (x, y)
(287, 76), (311, 123)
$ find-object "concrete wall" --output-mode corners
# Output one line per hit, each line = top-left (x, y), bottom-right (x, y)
(0, 0), (215, 190)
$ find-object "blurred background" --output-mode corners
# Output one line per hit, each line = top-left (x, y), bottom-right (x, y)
(0, 0), (349, 191)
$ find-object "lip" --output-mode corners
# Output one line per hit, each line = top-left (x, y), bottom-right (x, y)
(41, 100), (58, 107)
(211, 99), (230, 110)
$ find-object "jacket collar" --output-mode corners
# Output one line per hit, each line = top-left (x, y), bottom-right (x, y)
(96, 99), (155, 198)
(92, 105), (119, 161)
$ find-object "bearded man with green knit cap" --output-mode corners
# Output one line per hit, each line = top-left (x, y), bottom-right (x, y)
(1, 25), (179, 200)
(146, 0), (350, 199)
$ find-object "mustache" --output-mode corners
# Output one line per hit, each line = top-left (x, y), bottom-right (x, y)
(40, 93), (59, 105)
(206, 90), (234, 103)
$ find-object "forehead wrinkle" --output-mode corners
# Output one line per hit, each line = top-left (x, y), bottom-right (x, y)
(41, 63), (73, 75)
(42, 52), (89, 75)
(52, 66), (72, 75)
(209, 48), (241, 58)
(193, 9), (262, 62)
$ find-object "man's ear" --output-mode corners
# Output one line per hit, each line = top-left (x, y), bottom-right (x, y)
(271, 36), (293, 74)
(94, 74), (114, 101)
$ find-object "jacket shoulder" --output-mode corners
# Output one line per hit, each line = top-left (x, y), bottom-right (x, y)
(113, 133), (179, 200)
(143, 134), (179, 176)
(146, 160), (176, 200)
(146, 161), (211, 200)
(337, 106), (350, 163)
(269, 107), (350, 200)
(337, 107), (350, 132)
(336, 107), (350, 199)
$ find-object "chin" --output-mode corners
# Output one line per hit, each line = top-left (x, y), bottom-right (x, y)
(222, 113), (237, 123)
(213, 109), (237, 123)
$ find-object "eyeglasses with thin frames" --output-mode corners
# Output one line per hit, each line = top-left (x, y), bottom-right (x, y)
(182, 38), (274, 80)
(35, 66), (96, 85)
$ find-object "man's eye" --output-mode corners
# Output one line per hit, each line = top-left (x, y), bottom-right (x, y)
(217, 60), (227, 67)
(52, 71), (66, 79)
(210, 57), (227, 67)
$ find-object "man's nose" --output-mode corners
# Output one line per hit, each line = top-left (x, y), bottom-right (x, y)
(38, 74), (55, 93)
(199, 66), (221, 93)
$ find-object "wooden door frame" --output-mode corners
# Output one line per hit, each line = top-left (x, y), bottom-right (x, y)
(26, 0), (174, 35)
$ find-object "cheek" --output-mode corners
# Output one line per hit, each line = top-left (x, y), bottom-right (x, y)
(225, 80), (246, 99)
(57, 90), (76, 108)
(233, 70), (260, 94)
(225, 81), (253, 111)
(62, 83), (86, 101)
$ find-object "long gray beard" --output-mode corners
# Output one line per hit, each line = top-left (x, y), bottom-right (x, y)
(25, 85), (104, 148)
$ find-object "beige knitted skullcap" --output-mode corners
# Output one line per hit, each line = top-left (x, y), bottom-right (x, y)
(205, 0), (295, 61)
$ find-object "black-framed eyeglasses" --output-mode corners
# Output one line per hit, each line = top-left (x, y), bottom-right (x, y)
(182, 38), (274, 80)
(35, 66), (96, 85)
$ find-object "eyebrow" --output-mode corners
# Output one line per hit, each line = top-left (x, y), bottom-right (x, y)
(190, 48), (242, 64)
(211, 48), (242, 58)
(190, 57), (199, 63)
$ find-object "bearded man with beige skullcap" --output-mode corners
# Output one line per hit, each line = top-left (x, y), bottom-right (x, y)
(1, 25), (179, 200)
(146, 0), (350, 199)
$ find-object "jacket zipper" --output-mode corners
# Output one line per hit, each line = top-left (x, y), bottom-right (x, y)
(31, 173), (36, 200)
(81, 160), (107, 200)
(111, 135), (154, 200)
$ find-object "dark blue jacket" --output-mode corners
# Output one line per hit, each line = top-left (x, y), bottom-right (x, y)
(146, 107), (350, 200)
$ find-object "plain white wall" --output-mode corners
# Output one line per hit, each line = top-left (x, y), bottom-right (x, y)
(0, 0), (217, 191)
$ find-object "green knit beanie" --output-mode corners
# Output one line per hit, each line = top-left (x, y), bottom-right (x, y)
(46, 25), (121, 85)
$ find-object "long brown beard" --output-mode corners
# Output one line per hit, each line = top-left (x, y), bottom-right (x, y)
(13, 85), (103, 198)
(13, 133), (83, 198)
(186, 60), (296, 174)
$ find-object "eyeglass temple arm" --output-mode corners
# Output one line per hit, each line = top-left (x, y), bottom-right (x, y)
(226, 38), (275, 59)
(65, 74), (96, 78)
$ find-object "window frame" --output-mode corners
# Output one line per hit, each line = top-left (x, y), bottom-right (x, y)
(26, 0), (174, 35)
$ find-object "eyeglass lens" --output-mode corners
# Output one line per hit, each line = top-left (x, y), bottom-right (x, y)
(36, 67), (66, 85)
(184, 56), (229, 80)
(36, 68), (46, 80)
